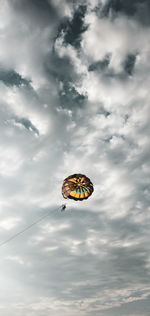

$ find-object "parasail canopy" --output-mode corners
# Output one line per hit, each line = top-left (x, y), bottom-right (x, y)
(62, 173), (94, 201)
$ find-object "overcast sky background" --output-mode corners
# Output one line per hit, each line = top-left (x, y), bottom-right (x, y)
(0, 0), (150, 315)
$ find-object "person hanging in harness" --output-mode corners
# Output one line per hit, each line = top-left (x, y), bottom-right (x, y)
(61, 204), (67, 211)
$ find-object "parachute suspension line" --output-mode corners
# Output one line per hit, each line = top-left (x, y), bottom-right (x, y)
(0, 206), (62, 249)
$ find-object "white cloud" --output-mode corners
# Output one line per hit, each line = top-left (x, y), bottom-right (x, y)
(0, 0), (150, 315)
(0, 216), (21, 230)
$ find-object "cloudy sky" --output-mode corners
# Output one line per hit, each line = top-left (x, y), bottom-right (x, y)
(0, 0), (150, 315)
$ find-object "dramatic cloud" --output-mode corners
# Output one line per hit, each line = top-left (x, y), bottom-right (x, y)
(0, 0), (150, 315)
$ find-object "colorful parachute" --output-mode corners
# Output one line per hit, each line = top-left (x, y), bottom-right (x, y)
(62, 174), (94, 201)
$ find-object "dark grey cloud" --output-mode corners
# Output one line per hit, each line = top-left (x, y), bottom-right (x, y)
(15, 117), (39, 135)
(88, 51), (137, 79)
(123, 54), (137, 76)
(88, 54), (110, 72)
(102, 0), (142, 16)
(101, 0), (150, 26)
(57, 5), (87, 48)
(0, 69), (30, 87)
(58, 81), (87, 110)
